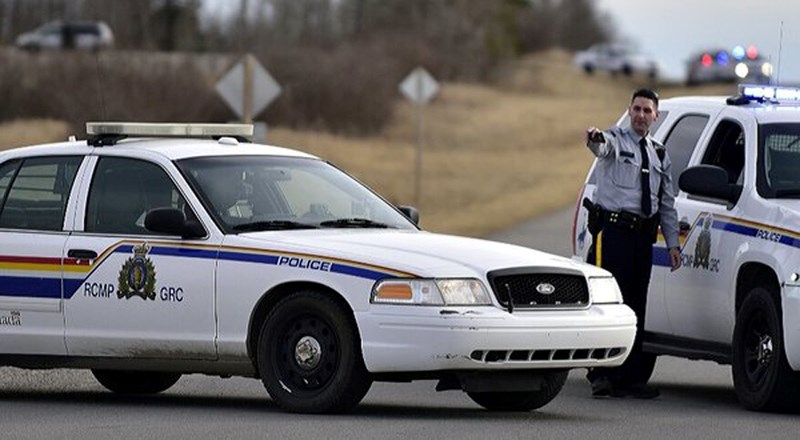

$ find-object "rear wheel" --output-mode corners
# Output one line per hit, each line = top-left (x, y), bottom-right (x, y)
(92, 370), (181, 394)
(732, 288), (800, 412)
(621, 64), (633, 76)
(467, 371), (568, 411)
(257, 291), (372, 413)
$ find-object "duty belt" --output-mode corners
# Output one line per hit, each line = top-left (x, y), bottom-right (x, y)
(600, 209), (656, 232)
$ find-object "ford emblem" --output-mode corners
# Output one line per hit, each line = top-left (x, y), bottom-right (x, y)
(536, 283), (556, 295)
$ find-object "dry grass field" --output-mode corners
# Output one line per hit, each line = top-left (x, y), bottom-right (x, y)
(0, 50), (735, 237)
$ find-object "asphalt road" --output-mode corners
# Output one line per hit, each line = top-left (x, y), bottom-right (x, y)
(1, 208), (797, 439)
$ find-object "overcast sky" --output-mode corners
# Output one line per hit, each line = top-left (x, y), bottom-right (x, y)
(201, 0), (800, 83)
(596, 0), (800, 83)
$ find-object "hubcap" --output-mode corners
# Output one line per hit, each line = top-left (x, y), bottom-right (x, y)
(273, 313), (339, 393)
(294, 335), (322, 370)
(757, 334), (773, 365)
(742, 310), (775, 388)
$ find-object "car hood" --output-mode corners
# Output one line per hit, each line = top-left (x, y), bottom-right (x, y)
(231, 229), (608, 279)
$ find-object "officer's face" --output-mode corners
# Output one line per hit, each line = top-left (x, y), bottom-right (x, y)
(628, 97), (659, 136)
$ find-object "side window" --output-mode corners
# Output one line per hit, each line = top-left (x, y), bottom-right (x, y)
(661, 114), (710, 182)
(701, 120), (745, 184)
(0, 160), (20, 204)
(0, 156), (83, 231)
(85, 157), (194, 235)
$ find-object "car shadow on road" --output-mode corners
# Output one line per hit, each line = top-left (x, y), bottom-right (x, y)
(0, 390), (274, 413)
(0, 389), (585, 420)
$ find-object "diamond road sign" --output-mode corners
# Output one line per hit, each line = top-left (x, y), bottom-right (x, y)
(399, 67), (439, 106)
(215, 56), (281, 120)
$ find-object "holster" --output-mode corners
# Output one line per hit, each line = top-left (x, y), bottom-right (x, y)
(582, 198), (603, 235)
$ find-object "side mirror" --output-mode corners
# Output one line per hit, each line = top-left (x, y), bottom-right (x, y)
(679, 165), (742, 204)
(397, 205), (420, 225)
(144, 207), (206, 239)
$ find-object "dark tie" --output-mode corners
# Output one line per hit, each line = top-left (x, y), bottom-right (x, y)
(639, 137), (652, 217)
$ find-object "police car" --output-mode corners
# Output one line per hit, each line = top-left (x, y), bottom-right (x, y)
(0, 122), (635, 413)
(573, 85), (800, 412)
(573, 43), (660, 78)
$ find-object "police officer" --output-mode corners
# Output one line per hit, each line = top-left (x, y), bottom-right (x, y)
(584, 88), (681, 399)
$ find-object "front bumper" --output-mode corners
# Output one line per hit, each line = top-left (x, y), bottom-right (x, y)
(357, 303), (636, 373)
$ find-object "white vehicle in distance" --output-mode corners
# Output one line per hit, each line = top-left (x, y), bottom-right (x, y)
(0, 123), (636, 414)
(15, 20), (114, 52)
(574, 43), (659, 78)
(686, 45), (772, 86)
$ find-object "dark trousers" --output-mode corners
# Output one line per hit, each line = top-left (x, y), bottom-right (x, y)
(586, 223), (657, 386)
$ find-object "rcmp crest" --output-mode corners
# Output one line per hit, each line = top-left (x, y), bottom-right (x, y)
(118, 243), (157, 300)
(693, 215), (713, 269)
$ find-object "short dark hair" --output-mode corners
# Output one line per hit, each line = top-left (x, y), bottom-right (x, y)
(632, 88), (659, 108)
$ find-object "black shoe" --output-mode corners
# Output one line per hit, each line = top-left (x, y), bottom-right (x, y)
(590, 377), (613, 398)
(615, 383), (660, 399)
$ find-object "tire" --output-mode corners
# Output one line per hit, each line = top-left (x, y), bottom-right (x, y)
(732, 288), (800, 412)
(257, 291), (372, 413)
(467, 370), (568, 411)
(92, 370), (181, 394)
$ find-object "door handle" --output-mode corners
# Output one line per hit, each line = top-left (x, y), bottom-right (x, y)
(68, 249), (98, 259)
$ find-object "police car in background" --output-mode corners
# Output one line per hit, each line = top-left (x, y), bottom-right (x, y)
(573, 85), (800, 412)
(15, 20), (114, 52)
(574, 43), (660, 78)
(0, 123), (636, 414)
(686, 45), (772, 86)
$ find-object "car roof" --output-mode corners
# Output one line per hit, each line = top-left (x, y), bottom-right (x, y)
(0, 137), (321, 162)
(661, 95), (800, 124)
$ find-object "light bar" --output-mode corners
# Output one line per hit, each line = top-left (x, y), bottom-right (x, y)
(86, 122), (254, 138)
(740, 84), (800, 102)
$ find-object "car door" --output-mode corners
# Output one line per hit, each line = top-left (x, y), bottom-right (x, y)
(663, 115), (751, 343)
(0, 155), (84, 354)
(63, 155), (218, 360)
(643, 112), (712, 335)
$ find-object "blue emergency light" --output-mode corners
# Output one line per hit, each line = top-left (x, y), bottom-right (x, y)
(739, 85), (800, 102)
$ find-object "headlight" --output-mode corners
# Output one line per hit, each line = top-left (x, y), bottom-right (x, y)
(588, 276), (623, 304)
(371, 278), (491, 306)
(735, 62), (749, 79)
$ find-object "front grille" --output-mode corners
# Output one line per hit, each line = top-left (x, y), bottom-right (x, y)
(470, 347), (626, 363)
(488, 268), (589, 308)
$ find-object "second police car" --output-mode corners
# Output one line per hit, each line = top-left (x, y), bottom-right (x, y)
(574, 85), (800, 412)
(0, 122), (636, 413)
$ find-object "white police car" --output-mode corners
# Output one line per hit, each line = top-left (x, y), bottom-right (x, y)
(0, 123), (635, 413)
(573, 43), (659, 78)
(573, 85), (800, 412)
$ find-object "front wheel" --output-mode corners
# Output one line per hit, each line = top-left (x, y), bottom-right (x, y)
(732, 288), (800, 412)
(467, 371), (568, 411)
(92, 370), (181, 394)
(257, 291), (372, 413)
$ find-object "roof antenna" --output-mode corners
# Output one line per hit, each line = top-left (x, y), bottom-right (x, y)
(776, 20), (784, 86)
(94, 52), (108, 121)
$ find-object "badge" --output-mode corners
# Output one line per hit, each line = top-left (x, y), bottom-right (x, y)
(117, 243), (157, 300)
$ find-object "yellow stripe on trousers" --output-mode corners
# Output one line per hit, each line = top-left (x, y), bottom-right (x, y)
(595, 231), (602, 267)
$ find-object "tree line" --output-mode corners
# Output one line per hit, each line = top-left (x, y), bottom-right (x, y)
(0, 0), (614, 132)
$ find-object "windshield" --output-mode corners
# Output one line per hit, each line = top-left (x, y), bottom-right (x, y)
(758, 123), (800, 198)
(177, 155), (417, 233)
